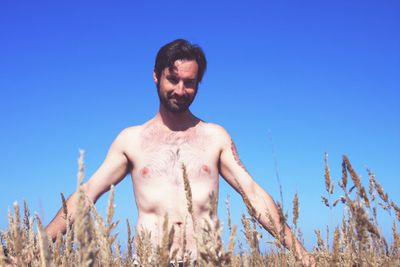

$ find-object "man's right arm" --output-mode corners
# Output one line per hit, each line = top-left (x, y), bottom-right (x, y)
(45, 129), (132, 240)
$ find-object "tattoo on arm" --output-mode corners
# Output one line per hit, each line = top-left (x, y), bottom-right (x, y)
(230, 139), (250, 175)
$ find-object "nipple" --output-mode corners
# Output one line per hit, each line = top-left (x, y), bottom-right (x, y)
(201, 164), (211, 174)
(141, 167), (150, 176)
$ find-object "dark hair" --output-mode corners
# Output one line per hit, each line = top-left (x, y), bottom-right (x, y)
(154, 39), (207, 85)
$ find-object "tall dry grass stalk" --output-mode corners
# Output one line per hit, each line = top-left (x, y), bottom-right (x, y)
(182, 164), (195, 228)
(156, 214), (174, 266)
(36, 215), (52, 267)
(0, 152), (399, 266)
(324, 153), (333, 195)
(343, 155), (370, 208)
(125, 219), (134, 265)
(292, 192), (299, 228)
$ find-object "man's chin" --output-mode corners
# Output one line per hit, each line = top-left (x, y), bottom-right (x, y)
(163, 103), (190, 113)
(168, 106), (190, 113)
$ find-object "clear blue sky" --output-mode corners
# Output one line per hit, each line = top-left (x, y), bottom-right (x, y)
(1, 0), (399, 250)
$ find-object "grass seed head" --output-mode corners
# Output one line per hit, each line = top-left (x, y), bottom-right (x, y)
(292, 192), (299, 227)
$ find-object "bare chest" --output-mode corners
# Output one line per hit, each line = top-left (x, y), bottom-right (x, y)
(124, 123), (222, 218)
(129, 126), (220, 183)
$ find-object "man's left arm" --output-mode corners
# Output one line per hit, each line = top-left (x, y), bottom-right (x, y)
(217, 128), (312, 265)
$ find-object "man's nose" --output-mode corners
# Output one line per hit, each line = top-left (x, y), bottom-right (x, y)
(174, 81), (186, 96)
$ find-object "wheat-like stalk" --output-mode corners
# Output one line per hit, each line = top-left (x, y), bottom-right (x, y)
(181, 164), (195, 228)
(368, 168), (389, 204)
(324, 152), (333, 194)
(343, 155), (371, 208)
(292, 192), (299, 227)
(157, 214), (172, 266)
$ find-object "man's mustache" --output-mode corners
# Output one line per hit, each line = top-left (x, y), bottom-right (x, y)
(168, 93), (189, 101)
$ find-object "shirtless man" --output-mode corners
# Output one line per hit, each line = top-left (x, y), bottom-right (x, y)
(46, 39), (312, 265)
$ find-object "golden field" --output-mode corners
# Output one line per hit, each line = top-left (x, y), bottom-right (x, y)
(1, 154), (399, 266)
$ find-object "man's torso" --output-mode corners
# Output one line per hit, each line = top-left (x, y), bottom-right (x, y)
(120, 118), (224, 257)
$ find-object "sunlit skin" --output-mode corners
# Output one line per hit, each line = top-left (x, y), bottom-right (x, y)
(46, 60), (314, 266)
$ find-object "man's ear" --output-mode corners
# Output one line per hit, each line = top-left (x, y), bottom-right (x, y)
(153, 71), (158, 84)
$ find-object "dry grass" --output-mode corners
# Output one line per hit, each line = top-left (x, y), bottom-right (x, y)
(1, 154), (399, 266)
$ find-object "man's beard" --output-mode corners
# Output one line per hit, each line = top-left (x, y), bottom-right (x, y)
(157, 87), (196, 113)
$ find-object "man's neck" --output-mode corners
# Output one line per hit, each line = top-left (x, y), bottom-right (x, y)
(156, 105), (199, 131)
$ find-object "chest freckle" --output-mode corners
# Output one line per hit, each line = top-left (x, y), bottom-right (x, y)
(141, 166), (150, 176)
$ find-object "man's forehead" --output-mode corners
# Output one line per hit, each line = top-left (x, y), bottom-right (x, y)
(164, 59), (198, 77)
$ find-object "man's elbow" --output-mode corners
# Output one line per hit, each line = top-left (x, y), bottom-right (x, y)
(81, 182), (104, 204)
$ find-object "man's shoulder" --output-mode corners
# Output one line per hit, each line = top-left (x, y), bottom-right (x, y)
(117, 125), (139, 136)
(200, 121), (231, 142)
(120, 125), (143, 135)
(201, 121), (225, 132)
(113, 125), (144, 144)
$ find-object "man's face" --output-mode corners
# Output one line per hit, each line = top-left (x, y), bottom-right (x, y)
(154, 59), (199, 113)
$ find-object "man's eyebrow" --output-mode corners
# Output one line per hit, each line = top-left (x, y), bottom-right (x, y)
(168, 66), (178, 74)
(166, 74), (196, 81)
